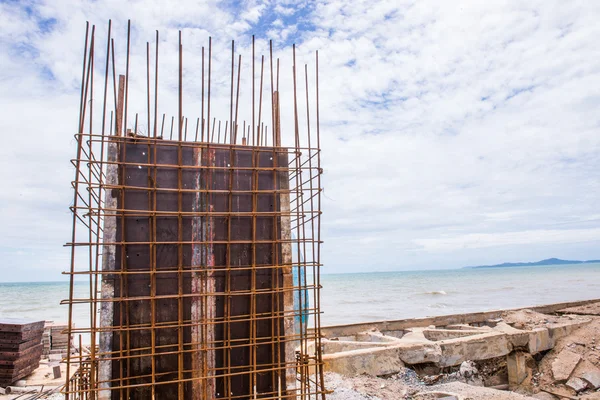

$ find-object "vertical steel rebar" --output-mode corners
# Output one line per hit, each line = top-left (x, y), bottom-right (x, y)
(154, 31), (159, 138)
(234, 54), (242, 145)
(124, 20), (131, 136)
(67, 20), (91, 400)
(66, 24), (325, 400)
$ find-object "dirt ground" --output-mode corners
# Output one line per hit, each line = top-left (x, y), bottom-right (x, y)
(535, 317), (600, 397)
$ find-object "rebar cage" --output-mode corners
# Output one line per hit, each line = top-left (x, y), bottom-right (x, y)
(64, 20), (326, 400)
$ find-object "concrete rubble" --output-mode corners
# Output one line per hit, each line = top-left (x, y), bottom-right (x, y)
(552, 350), (582, 381)
(318, 299), (600, 399)
(3, 300), (600, 399)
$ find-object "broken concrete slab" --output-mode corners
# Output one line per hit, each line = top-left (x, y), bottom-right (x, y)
(540, 386), (577, 400)
(574, 359), (600, 389)
(438, 332), (511, 367)
(565, 376), (588, 392)
(323, 345), (406, 376)
(428, 381), (539, 399)
(580, 393), (600, 400)
(495, 322), (530, 348)
(319, 302), (596, 390)
(397, 342), (442, 365)
(532, 392), (557, 400)
(551, 349), (581, 381)
(559, 301), (600, 316)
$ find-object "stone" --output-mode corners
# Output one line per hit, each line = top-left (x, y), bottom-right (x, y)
(566, 376), (588, 392)
(13, 380), (26, 387)
(540, 386), (577, 399)
(551, 349), (581, 381)
(0, 387), (5, 395)
(532, 393), (558, 400)
(459, 360), (478, 378)
(581, 393), (600, 400)
(578, 362), (600, 389)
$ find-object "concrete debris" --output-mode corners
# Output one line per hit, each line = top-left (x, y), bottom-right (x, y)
(391, 367), (423, 386)
(318, 300), (600, 399)
(577, 361), (600, 389)
(459, 360), (478, 378)
(580, 393), (600, 400)
(531, 392), (557, 400)
(551, 349), (581, 381)
(565, 376), (588, 392)
(539, 386), (578, 399)
(508, 351), (534, 387)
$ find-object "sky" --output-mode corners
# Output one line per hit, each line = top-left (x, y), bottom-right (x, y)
(1, 0), (600, 281)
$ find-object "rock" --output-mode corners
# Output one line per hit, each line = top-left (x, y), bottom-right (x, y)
(566, 376), (588, 392)
(13, 380), (26, 387)
(540, 385), (577, 399)
(393, 367), (422, 386)
(0, 387), (5, 395)
(581, 393), (600, 400)
(578, 362), (600, 389)
(532, 392), (558, 400)
(552, 350), (581, 381)
(459, 361), (478, 378)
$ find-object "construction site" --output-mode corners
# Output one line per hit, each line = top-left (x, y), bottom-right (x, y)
(2, 20), (600, 400)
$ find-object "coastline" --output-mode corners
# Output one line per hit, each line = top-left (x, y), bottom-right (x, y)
(3, 299), (600, 399)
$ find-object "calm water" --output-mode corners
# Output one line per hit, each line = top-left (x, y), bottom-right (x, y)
(320, 263), (600, 326)
(1, 264), (599, 339)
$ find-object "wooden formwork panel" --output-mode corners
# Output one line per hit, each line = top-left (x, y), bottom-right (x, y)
(104, 139), (290, 399)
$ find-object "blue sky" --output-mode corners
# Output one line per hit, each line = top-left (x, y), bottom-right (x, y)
(1, 0), (600, 281)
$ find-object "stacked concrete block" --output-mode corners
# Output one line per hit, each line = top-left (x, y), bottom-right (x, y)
(43, 323), (71, 357)
(41, 326), (51, 357)
(0, 319), (44, 386)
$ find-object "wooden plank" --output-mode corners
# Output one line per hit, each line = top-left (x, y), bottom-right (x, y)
(115, 75), (125, 136)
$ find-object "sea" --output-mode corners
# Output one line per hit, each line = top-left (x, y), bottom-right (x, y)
(1, 263), (599, 341)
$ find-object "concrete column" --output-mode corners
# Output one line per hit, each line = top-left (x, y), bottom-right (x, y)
(507, 351), (534, 389)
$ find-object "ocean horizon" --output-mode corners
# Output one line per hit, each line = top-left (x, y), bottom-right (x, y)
(1, 263), (599, 340)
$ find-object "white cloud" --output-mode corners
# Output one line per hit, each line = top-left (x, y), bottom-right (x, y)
(1, 0), (600, 281)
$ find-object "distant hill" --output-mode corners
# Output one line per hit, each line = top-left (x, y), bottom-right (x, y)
(464, 258), (600, 269)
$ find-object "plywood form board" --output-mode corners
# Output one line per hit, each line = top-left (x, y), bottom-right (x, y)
(101, 139), (292, 399)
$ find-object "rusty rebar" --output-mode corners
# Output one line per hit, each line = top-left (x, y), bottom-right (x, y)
(65, 22), (325, 400)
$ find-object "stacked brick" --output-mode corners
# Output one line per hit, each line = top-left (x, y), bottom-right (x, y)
(0, 319), (44, 386)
